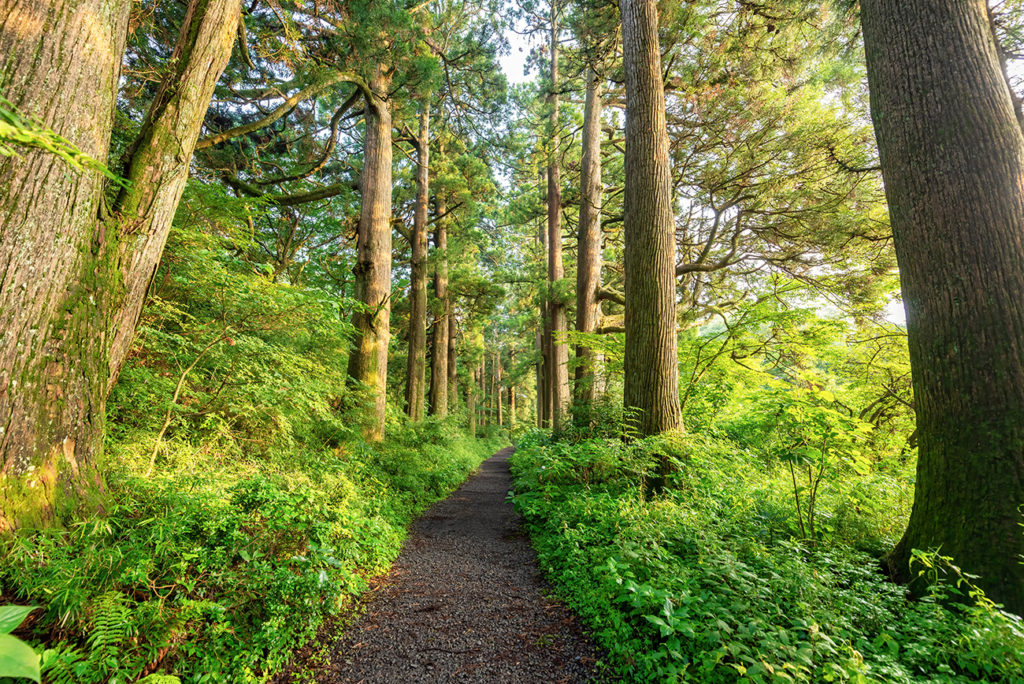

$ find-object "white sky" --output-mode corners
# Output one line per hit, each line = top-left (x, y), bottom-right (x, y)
(499, 28), (537, 85)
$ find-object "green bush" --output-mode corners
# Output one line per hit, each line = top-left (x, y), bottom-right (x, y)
(2, 428), (499, 683)
(511, 430), (1024, 683)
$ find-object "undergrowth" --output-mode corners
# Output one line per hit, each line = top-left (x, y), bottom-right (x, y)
(0, 201), (503, 682)
(510, 428), (1024, 683)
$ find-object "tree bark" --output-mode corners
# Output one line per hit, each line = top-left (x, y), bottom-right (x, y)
(405, 105), (429, 421)
(546, 1), (570, 430)
(575, 68), (604, 408)
(347, 71), (393, 442)
(620, 0), (682, 436)
(863, 0), (1024, 614)
(537, 171), (551, 428)
(447, 305), (458, 409)
(428, 192), (449, 417)
(0, 0), (239, 530)
(0, 0), (131, 531)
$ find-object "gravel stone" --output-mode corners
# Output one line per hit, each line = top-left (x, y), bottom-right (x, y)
(312, 447), (602, 683)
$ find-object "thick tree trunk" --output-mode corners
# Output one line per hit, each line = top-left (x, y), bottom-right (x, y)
(107, 0), (241, 390)
(428, 196), (449, 417)
(863, 0), (1024, 614)
(0, 0), (131, 531)
(575, 68), (604, 408)
(405, 106), (429, 421)
(0, 0), (238, 530)
(620, 0), (682, 436)
(347, 73), (393, 441)
(546, 3), (570, 430)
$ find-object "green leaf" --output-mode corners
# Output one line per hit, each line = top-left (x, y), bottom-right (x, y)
(0, 633), (41, 682)
(0, 606), (36, 635)
(644, 615), (674, 637)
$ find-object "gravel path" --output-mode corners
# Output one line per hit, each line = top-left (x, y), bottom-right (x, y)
(314, 447), (601, 683)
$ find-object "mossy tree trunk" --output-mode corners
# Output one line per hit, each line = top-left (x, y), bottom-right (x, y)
(0, 0), (132, 531)
(405, 105), (429, 421)
(0, 0), (239, 531)
(347, 71), (394, 442)
(107, 0), (241, 389)
(574, 68), (604, 408)
(863, 0), (1024, 614)
(620, 0), (682, 436)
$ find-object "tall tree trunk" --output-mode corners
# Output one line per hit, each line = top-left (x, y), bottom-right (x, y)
(347, 72), (393, 442)
(405, 105), (429, 421)
(620, 0), (682, 436)
(508, 384), (517, 427)
(0, 0), (238, 531)
(107, 0), (241, 390)
(537, 171), (551, 428)
(863, 0), (1024, 614)
(447, 306), (458, 409)
(0, 0), (131, 531)
(429, 193), (449, 417)
(575, 68), (604, 408)
(546, 1), (570, 430)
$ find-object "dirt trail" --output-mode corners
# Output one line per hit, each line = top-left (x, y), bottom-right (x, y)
(313, 447), (600, 683)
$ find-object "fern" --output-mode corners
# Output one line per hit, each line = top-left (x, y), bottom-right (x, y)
(86, 592), (133, 674)
(40, 644), (87, 684)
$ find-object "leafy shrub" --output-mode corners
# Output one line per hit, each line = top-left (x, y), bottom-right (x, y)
(511, 433), (1024, 682)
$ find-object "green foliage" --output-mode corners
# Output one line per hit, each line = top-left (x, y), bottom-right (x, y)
(0, 606), (40, 682)
(4, 426), (499, 683)
(0, 96), (125, 186)
(511, 429), (1024, 682)
(0, 202), (503, 682)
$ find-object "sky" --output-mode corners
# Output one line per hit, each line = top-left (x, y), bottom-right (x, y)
(498, 27), (536, 85)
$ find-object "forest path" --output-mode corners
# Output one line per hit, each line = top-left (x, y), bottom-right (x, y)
(312, 447), (600, 683)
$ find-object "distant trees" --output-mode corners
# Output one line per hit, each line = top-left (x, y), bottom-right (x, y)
(862, 0), (1024, 614)
(0, 0), (239, 531)
(0, 0), (510, 527)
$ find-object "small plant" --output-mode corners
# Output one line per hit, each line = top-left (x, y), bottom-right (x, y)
(767, 388), (873, 541)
